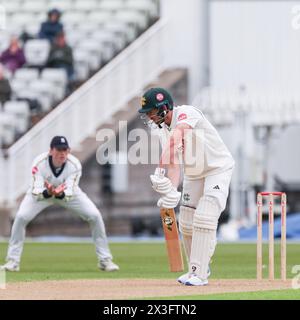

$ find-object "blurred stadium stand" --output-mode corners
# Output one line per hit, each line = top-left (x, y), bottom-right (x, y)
(0, 0), (160, 148)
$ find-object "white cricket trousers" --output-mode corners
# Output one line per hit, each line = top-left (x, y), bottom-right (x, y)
(6, 191), (113, 264)
(182, 168), (233, 211)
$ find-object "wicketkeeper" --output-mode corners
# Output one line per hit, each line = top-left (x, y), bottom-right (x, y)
(0, 136), (119, 272)
(139, 88), (234, 286)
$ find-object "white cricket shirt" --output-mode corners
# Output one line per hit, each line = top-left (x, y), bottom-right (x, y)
(28, 152), (82, 200)
(160, 105), (234, 178)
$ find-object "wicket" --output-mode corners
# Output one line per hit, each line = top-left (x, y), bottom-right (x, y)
(257, 192), (287, 281)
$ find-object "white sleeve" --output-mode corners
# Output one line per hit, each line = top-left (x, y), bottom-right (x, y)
(30, 164), (46, 200)
(176, 107), (202, 128)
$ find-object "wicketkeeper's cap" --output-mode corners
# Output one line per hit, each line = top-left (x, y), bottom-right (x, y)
(50, 136), (70, 150)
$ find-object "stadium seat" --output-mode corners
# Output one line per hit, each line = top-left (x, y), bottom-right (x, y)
(6, 13), (36, 35)
(112, 20), (137, 42)
(17, 84), (54, 112)
(41, 69), (68, 101)
(3, 101), (31, 134)
(62, 11), (88, 27)
(73, 49), (91, 81)
(295, 105), (300, 123)
(9, 12), (36, 27)
(41, 68), (67, 87)
(73, 0), (99, 12)
(46, 0), (73, 12)
(0, 120), (2, 147)
(10, 79), (28, 96)
(15, 90), (44, 109)
(14, 68), (40, 82)
(76, 40), (103, 69)
(0, 33), (10, 53)
(24, 22), (41, 38)
(24, 39), (51, 66)
(29, 79), (56, 106)
(65, 32), (85, 47)
(77, 22), (100, 36)
(87, 11), (113, 25)
(0, 112), (16, 146)
(1, 2), (22, 16)
(3, 68), (12, 80)
(126, 0), (159, 19)
(88, 31), (116, 62)
(22, 1), (46, 14)
(115, 10), (148, 31)
(104, 21), (132, 47)
(99, 0), (125, 12)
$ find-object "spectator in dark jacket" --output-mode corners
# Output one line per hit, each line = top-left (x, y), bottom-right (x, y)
(0, 64), (12, 105)
(0, 37), (26, 73)
(46, 32), (74, 80)
(39, 9), (63, 43)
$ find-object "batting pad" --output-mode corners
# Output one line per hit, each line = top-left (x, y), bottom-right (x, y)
(189, 196), (220, 279)
(179, 206), (195, 262)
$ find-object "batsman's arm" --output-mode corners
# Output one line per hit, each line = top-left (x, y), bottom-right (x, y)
(159, 123), (190, 187)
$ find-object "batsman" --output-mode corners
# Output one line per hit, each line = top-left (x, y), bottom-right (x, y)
(139, 88), (234, 286)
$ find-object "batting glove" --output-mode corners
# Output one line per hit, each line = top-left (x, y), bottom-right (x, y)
(157, 187), (181, 208)
(150, 167), (173, 194)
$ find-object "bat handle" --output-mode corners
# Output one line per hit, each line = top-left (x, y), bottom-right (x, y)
(155, 167), (165, 178)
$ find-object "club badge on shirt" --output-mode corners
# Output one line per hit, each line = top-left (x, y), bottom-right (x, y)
(32, 166), (38, 175)
(178, 113), (187, 121)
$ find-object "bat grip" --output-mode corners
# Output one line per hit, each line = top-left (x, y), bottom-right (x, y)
(155, 167), (165, 179)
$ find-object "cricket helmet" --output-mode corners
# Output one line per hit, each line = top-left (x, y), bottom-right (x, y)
(138, 87), (174, 114)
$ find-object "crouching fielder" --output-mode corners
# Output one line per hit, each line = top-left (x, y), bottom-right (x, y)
(0, 136), (119, 272)
(139, 88), (234, 286)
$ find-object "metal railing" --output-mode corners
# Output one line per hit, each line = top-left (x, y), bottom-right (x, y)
(0, 19), (168, 206)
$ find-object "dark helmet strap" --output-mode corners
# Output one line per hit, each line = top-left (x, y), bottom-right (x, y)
(157, 105), (167, 117)
(156, 105), (169, 128)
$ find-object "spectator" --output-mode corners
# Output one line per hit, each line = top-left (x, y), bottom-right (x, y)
(39, 9), (63, 43)
(0, 64), (12, 105)
(47, 32), (74, 80)
(0, 37), (26, 73)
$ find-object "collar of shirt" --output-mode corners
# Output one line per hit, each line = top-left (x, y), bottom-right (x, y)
(48, 155), (66, 178)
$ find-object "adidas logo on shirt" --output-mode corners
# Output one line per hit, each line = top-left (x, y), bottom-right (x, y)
(213, 185), (220, 190)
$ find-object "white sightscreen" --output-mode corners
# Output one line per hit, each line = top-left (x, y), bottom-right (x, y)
(210, 1), (300, 91)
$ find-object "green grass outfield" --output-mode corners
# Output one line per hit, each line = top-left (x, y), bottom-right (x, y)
(0, 242), (299, 299)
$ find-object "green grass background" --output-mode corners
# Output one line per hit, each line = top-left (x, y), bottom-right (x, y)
(0, 242), (299, 299)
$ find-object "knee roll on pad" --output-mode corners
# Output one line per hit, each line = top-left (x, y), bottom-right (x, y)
(193, 196), (220, 231)
(179, 206), (194, 236)
(197, 196), (221, 216)
(193, 214), (218, 231)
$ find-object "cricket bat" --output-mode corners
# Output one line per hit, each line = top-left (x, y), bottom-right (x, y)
(160, 208), (184, 272)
